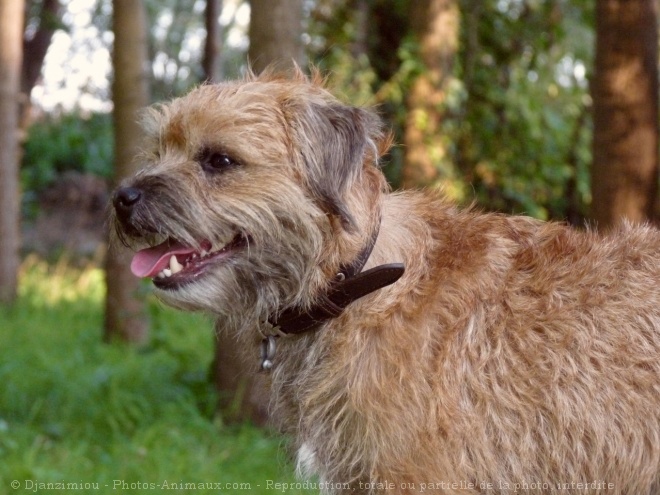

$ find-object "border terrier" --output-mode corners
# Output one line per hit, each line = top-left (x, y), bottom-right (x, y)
(111, 69), (660, 494)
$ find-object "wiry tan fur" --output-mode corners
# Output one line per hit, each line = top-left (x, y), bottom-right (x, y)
(111, 69), (660, 495)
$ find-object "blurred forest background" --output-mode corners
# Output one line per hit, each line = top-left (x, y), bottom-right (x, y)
(0, 0), (659, 493)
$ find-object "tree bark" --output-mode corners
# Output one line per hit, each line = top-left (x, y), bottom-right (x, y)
(104, 0), (150, 344)
(0, 0), (25, 305)
(22, 0), (60, 98)
(401, 0), (459, 189)
(591, 0), (659, 229)
(203, 0), (223, 82)
(248, 0), (304, 74)
(212, 325), (269, 425)
(20, 0), (61, 130)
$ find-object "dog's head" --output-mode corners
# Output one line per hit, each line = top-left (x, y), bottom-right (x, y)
(110, 70), (390, 319)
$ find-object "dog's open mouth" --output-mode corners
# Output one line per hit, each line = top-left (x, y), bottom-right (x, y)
(130, 233), (247, 289)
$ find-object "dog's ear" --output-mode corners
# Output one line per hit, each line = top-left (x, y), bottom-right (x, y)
(287, 101), (383, 230)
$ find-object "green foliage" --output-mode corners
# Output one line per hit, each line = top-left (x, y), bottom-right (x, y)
(0, 258), (313, 494)
(454, 0), (594, 220)
(21, 112), (113, 216)
(310, 0), (594, 221)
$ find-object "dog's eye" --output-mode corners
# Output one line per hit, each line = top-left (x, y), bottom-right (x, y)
(197, 148), (238, 174)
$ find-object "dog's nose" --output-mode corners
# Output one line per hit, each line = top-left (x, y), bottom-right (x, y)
(113, 186), (142, 219)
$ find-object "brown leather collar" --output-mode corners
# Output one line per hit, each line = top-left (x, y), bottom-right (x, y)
(267, 262), (405, 337)
(260, 220), (405, 370)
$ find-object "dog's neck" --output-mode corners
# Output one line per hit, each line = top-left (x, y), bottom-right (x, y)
(260, 217), (404, 371)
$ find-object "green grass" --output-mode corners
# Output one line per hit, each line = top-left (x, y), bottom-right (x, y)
(0, 257), (313, 494)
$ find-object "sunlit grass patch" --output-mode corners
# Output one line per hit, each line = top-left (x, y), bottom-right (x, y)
(17, 254), (105, 307)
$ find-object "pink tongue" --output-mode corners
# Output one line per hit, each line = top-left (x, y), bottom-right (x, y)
(130, 240), (198, 278)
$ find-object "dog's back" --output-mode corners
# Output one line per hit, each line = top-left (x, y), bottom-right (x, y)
(425, 203), (660, 494)
(284, 191), (660, 494)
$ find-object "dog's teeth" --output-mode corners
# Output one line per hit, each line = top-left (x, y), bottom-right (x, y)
(156, 271), (166, 279)
(200, 250), (208, 257)
(162, 268), (172, 277)
(169, 255), (183, 274)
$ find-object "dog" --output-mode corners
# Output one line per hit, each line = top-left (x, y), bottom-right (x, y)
(111, 69), (660, 494)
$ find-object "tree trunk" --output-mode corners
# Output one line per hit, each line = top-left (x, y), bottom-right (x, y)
(212, 324), (270, 425)
(591, 0), (659, 229)
(401, 0), (460, 189)
(211, 0), (305, 426)
(203, 0), (223, 82)
(21, 0), (60, 98)
(0, 0), (24, 305)
(248, 0), (304, 74)
(104, 0), (150, 344)
(20, 0), (61, 130)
